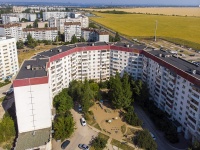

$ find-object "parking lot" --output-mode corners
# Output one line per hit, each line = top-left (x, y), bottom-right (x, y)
(52, 107), (98, 150)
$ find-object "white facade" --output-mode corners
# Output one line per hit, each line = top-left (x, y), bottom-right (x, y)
(81, 29), (109, 42)
(48, 16), (88, 33)
(64, 22), (81, 42)
(1, 13), (37, 24)
(0, 36), (19, 80)
(12, 6), (27, 13)
(0, 23), (23, 41)
(23, 27), (58, 41)
(14, 83), (51, 133)
(142, 50), (200, 141)
(43, 12), (69, 21)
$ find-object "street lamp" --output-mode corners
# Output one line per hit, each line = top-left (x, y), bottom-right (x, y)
(154, 20), (158, 42)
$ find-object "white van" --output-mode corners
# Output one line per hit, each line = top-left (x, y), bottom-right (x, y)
(80, 118), (86, 126)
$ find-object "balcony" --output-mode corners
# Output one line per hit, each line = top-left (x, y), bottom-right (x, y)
(168, 73), (175, 80)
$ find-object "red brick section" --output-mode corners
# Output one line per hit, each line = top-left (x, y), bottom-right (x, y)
(142, 51), (200, 86)
(13, 77), (48, 87)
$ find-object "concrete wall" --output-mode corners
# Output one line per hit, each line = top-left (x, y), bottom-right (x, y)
(14, 83), (51, 133)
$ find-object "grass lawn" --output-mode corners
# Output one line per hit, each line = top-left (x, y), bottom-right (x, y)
(98, 132), (109, 141)
(18, 45), (57, 66)
(0, 96), (5, 102)
(111, 139), (135, 150)
(90, 12), (200, 49)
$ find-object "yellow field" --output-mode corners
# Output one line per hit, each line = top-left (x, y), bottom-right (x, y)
(90, 12), (200, 45)
(85, 7), (200, 17)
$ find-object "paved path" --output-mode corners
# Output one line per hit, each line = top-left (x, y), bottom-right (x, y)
(0, 83), (12, 98)
(52, 109), (98, 150)
(134, 104), (189, 150)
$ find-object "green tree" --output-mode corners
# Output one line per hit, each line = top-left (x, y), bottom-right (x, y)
(68, 80), (83, 102)
(53, 88), (73, 114)
(89, 82), (99, 100)
(26, 33), (37, 48)
(81, 79), (94, 112)
(79, 36), (85, 42)
(124, 106), (142, 126)
(191, 140), (200, 150)
(45, 23), (48, 27)
(121, 72), (132, 107)
(114, 32), (120, 42)
(89, 22), (97, 28)
(110, 73), (124, 109)
(16, 40), (24, 49)
(53, 113), (75, 141)
(135, 130), (157, 150)
(26, 24), (32, 28)
(0, 113), (15, 143)
(109, 35), (114, 42)
(71, 35), (78, 44)
(20, 18), (28, 22)
(33, 19), (39, 28)
(39, 10), (43, 19)
(91, 136), (107, 150)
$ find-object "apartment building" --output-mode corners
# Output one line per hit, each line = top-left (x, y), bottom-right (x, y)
(23, 27), (58, 41)
(0, 23), (23, 41)
(48, 16), (89, 33)
(64, 22), (81, 42)
(0, 36), (19, 80)
(142, 50), (200, 141)
(1, 13), (36, 24)
(12, 42), (200, 149)
(43, 12), (70, 21)
(12, 6), (27, 13)
(81, 28), (109, 42)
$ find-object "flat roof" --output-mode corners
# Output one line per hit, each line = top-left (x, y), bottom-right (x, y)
(148, 50), (200, 79)
(16, 58), (49, 79)
(32, 42), (146, 59)
(15, 128), (51, 150)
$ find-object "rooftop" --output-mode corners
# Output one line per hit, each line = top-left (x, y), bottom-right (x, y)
(148, 50), (200, 79)
(15, 128), (51, 150)
(16, 58), (49, 79)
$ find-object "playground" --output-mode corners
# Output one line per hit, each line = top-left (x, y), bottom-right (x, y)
(89, 101), (142, 141)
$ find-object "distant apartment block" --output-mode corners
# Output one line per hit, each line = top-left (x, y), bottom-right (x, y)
(64, 22), (81, 42)
(0, 23), (23, 41)
(81, 28), (109, 42)
(48, 15), (89, 33)
(1, 13), (36, 24)
(23, 27), (58, 41)
(0, 36), (19, 80)
(12, 6), (27, 13)
(42, 12), (69, 21)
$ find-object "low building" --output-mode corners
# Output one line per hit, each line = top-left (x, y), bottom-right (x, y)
(0, 23), (23, 41)
(64, 22), (81, 42)
(81, 28), (109, 42)
(20, 22), (34, 29)
(0, 36), (19, 80)
(23, 27), (58, 41)
(38, 21), (48, 28)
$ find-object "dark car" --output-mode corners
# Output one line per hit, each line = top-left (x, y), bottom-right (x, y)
(61, 140), (70, 149)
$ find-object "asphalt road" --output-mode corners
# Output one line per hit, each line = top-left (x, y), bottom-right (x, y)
(0, 83), (12, 98)
(134, 104), (187, 150)
(52, 108), (98, 150)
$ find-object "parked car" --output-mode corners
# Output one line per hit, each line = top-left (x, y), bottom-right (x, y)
(78, 144), (89, 150)
(78, 104), (82, 112)
(80, 117), (86, 126)
(150, 132), (156, 140)
(61, 140), (70, 149)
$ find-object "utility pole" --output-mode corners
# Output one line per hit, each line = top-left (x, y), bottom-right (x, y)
(154, 20), (158, 42)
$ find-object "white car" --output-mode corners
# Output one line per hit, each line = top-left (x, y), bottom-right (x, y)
(80, 118), (86, 126)
(78, 144), (89, 150)
(150, 132), (156, 140)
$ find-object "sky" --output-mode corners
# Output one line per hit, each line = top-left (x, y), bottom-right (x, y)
(1, 0), (200, 6)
